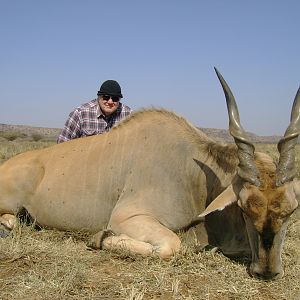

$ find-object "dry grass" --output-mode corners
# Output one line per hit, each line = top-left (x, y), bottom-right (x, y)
(0, 141), (299, 299)
(0, 140), (54, 164)
(0, 220), (299, 300)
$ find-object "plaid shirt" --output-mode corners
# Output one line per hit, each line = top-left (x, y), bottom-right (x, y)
(57, 99), (132, 143)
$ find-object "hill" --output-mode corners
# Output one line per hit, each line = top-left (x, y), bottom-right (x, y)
(0, 123), (283, 143)
(200, 127), (282, 143)
(0, 123), (60, 141)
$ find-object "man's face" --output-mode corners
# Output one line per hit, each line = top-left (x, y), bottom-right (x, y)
(98, 95), (120, 116)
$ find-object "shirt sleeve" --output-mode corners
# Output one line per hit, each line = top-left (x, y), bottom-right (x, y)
(124, 105), (133, 116)
(57, 109), (82, 143)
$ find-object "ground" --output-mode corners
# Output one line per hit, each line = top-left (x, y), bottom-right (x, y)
(0, 217), (299, 300)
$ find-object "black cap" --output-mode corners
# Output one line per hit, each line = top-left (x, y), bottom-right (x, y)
(97, 80), (123, 98)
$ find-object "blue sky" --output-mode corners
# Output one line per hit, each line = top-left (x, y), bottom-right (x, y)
(0, 1), (299, 135)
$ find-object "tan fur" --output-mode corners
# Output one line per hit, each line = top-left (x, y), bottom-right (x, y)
(203, 142), (238, 173)
(245, 153), (289, 233)
(0, 109), (234, 256)
(0, 108), (297, 280)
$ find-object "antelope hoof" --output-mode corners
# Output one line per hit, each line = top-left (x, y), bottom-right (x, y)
(87, 229), (115, 250)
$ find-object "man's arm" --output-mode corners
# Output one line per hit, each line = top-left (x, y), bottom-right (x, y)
(57, 109), (82, 143)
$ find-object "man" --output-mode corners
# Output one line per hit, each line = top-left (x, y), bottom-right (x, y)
(57, 80), (132, 143)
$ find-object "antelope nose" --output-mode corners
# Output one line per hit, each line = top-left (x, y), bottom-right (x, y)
(252, 271), (282, 280)
(250, 264), (284, 280)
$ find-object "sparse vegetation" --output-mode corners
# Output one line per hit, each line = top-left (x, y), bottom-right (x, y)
(0, 140), (55, 164)
(0, 131), (299, 299)
(31, 133), (43, 141)
(0, 130), (27, 141)
(0, 219), (299, 299)
(0, 124), (60, 143)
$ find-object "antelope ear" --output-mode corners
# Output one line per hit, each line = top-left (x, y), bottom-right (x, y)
(198, 184), (237, 217)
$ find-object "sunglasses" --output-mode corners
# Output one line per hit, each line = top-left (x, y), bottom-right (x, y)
(102, 95), (120, 102)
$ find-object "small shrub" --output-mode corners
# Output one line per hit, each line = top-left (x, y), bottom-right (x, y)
(31, 133), (43, 141)
(0, 131), (27, 141)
